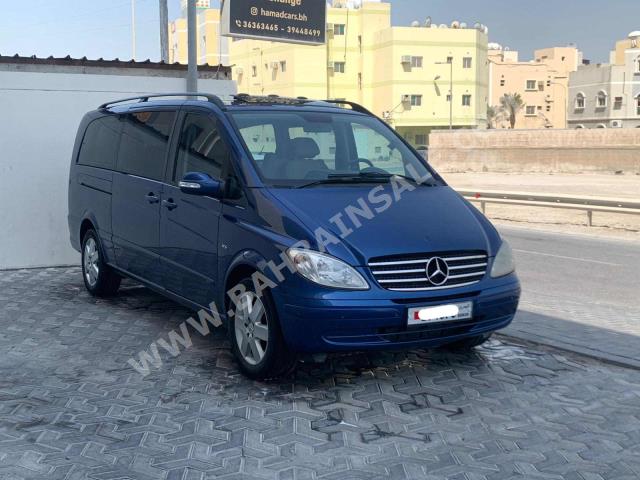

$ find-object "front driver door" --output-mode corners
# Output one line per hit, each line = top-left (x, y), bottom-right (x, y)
(159, 111), (230, 307)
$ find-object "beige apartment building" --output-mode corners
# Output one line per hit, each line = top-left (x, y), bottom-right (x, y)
(489, 44), (581, 129)
(170, 0), (490, 145)
(568, 32), (640, 129)
(170, 0), (229, 66)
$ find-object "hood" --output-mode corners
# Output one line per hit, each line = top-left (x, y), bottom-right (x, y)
(268, 185), (499, 266)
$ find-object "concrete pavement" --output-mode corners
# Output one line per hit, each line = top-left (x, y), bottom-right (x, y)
(500, 225), (640, 368)
(1, 267), (640, 479)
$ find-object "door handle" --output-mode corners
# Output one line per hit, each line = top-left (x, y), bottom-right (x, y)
(146, 193), (160, 204)
(162, 199), (178, 211)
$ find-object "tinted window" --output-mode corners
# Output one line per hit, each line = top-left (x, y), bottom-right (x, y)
(173, 113), (229, 183)
(117, 110), (176, 181)
(77, 116), (121, 169)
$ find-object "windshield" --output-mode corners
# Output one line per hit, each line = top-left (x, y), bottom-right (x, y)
(230, 110), (438, 187)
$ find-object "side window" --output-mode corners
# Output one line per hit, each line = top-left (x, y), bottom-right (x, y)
(239, 123), (276, 164)
(77, 116), (121, 169)
(173, 113), (229, 183)
(351, 122), (405, 175)
(117, 110), (176, 181)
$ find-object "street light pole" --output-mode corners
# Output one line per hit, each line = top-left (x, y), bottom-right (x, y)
(131, 0), (136, 61)
(159, 0), (169, 63)
(435, 60), (454, 129)
(187, 0), (198, 93)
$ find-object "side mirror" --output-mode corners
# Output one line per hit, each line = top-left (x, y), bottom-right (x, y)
(179, 172), (224, 198)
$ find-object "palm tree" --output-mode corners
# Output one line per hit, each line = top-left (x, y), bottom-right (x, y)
(486, 105), (500, 129)
(499, 93), (524, 129)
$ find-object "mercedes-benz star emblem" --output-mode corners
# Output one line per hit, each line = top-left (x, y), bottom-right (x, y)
(426, 257), (449, 286)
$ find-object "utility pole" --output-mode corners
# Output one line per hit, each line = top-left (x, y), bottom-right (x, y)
(131, 0), (136, 60)
(187, 0), (198, 92)
(159, 0), (169, 63)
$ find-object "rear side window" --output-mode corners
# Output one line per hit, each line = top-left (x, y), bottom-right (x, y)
(77, 116), (121, 169)
(117, 110), (176, 181)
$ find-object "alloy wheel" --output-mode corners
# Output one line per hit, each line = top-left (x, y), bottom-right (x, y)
(234, 292), (269, 366)
(84, 237), (100, 287)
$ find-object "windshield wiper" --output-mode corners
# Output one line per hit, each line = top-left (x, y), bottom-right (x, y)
(296, 173), (391, 189)
(296, 172), (438, 189)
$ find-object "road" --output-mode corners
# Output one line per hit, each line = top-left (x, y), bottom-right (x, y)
(499, 225), (640, 367)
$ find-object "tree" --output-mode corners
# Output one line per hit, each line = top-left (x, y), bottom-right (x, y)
(486, 105), (501, 129)
(499, 93), (524, 129)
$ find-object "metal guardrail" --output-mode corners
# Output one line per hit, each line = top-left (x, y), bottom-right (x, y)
(458, 190), (640, 227)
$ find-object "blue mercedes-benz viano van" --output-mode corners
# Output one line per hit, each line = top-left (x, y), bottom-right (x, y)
(68, 93), (520, 378)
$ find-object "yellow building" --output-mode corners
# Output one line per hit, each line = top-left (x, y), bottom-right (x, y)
(170, 0), (490, 145)
(488, 44), (581, 129)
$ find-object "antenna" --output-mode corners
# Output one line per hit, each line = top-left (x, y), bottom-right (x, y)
(451, 20), (460, 29)
(411, 20), (420, 27)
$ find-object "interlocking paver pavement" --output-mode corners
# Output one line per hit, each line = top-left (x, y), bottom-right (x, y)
(0, 267), (639, 480)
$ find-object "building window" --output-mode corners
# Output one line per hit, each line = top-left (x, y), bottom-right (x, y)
(411, 56), (423, 68)
(462, 57), (472, 68)
(446, 94), (452, 102)
(636, 95), (640, 115)
(525, 105), (537, 116)
(500, 78), (505, 87)
(410, 95), (423, 106)
(446, 56), (453, 64)
(280, 61), (287, 73)
(575, 93), (585, 109)
(546, 105), (551, 112)
(252, 65), (257, 77)
(636, 55), (640, 73)
(358, 72), (362, 90)
(462, 94), (472, 106)
(334, 61), (346, 73)
(334, 24), (346, 35)
(614, 96), (623, 109)
(415, 134), (427, 145)
(596, 91), (607, 108)
(546, 80), (551, 87)
(526, 80), (537, 91)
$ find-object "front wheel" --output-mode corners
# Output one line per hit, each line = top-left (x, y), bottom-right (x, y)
(228, 278), (296, 380)
(441, 333), (492, 351)
(81, 229), (121, 297)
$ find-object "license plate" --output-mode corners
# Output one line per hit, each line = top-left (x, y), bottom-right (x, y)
(407, 301), (473, 326)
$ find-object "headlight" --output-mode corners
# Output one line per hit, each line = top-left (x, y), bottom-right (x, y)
(490, 240), (516, 278)
(287, 248), (369, 290)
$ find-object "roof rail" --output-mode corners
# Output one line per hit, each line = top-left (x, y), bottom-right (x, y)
(99, 92), (226, 110)
(323, 99), (374, 116)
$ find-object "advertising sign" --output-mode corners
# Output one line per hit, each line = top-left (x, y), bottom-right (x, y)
(221, 0), (327, 45)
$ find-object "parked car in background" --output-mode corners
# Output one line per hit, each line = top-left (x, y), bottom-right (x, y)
(68, 93), (520, 379)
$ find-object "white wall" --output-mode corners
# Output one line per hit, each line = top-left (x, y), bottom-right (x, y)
(0, 69), (236, 269)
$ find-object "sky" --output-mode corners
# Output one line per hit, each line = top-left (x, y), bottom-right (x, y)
(1, 0), (638, 64)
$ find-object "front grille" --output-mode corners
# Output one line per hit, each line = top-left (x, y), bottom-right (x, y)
(368, 251), (488, 292)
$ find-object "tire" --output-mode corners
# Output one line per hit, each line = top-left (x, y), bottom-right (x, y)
(81, 229), (121, 297)
(228, 278), (296, 380)
(441, 333), (492, 351)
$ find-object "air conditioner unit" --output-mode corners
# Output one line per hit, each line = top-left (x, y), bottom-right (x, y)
(401, 94), (411, 103)
(270, 62), (279, 70)
(610, 120), (623, 128)
(326, 23), (334, 32)
(236, 67), (244, 75)
(401, 55), (412, 64)
(327, 61), (335, 70)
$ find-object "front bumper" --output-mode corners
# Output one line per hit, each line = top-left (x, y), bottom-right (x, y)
(274, 277), (521, 353)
